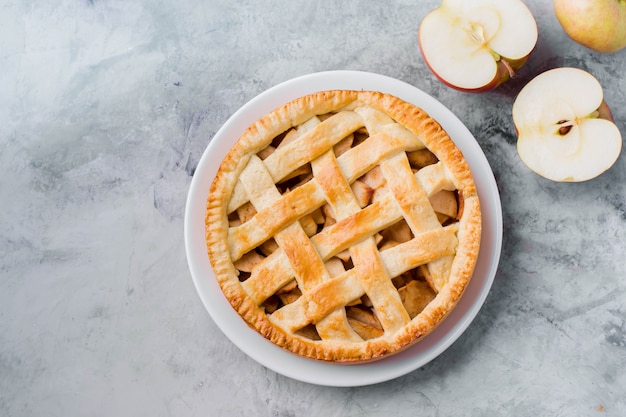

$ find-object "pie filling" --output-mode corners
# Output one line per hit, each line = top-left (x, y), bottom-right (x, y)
(206, 90), (481, 362)
(229, 126), (461, 341)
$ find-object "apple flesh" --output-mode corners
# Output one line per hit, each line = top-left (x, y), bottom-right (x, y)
(554, 0), (626, 54)
(418, 0), (538, 92)
(512, 67), (622, 182)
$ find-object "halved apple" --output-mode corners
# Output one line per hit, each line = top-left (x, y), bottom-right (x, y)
(512, 67), (622, 182)
(418, 0), (538, 92)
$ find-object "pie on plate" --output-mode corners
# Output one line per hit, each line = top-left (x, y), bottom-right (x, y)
(205, 90), (481, 363)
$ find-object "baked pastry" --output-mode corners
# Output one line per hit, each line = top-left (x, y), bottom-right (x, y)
(206, 90), (481, 363)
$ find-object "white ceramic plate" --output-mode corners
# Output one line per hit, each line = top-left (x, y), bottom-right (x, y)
(184, 71), (503, 387)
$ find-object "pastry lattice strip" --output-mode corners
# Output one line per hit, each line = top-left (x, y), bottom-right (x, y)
(231, 106), (460, 340)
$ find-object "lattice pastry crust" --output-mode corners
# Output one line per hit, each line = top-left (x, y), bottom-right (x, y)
(206, 90), (481, 363)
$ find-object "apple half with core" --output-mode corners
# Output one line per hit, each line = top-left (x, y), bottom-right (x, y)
(554, 0), (626, 54)
(512, 67), (622, 182)
(418, 0), (538, 92)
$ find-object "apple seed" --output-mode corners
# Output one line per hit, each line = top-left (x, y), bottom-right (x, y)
(556, 120), (573, 135)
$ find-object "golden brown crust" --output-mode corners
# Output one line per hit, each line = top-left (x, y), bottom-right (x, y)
(206, 90), (481, 363)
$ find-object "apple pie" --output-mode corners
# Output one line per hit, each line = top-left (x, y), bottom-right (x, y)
(205, 90), (481, 363)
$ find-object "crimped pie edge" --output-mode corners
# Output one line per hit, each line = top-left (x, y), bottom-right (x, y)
(205, 90), (481, 363)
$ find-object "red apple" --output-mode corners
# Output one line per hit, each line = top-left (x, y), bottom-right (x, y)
(418, 0), (538, 92)
(554, 0), (626, 53)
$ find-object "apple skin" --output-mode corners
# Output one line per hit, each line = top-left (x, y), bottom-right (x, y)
(554, 0), (626, 53)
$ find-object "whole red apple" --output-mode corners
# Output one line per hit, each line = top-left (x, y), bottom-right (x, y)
(554, 0), (626, 53)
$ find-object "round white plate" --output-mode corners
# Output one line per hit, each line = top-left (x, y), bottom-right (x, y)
(184, 70), (503, 387)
